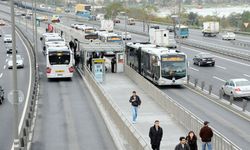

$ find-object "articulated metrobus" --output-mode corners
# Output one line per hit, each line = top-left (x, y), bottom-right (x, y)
(99, 32), (122, 43)
(126, 42), (188, 85)
(46, 45), (74, 79)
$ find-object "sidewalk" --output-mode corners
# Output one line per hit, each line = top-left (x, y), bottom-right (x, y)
(101, 72), (187, 149)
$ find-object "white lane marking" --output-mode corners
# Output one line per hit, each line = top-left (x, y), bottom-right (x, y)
(215, 65), (226, 70)
(3, 65), (6, 69)
(0, 73), (2, 78)
(189, 67), (199, 72)
(184, 46), (250, 67)
(243, 74), (250, 78)
(7, 54), (9, 57)
(213, 76), (226, 82)
(5, 59), (8, 62)
(16, 31), (32, 135)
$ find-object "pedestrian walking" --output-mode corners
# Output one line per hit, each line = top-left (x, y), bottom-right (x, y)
(175, 137), (190, 150)
(186, 131), (198, 150)
(199, 121), (213, 150)
(149, 120), (163, 150)
(129, 91), (141, 124)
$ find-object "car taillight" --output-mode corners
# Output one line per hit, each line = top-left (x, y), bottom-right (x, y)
(46, 67), (51, 73)
(69, 66), (74, 73)
(235, 88), (241, 92)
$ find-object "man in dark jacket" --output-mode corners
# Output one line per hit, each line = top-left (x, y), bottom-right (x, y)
(175, 137), (190, 150)
(199, 121), (213, 150)
(129, 91), (141, 124)
(69, 40), (74, 51)
(149, 120), (163, 150)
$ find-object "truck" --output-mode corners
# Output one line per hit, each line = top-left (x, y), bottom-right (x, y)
(149, 28), (177, 48)
(202, 21), (219, 37)
(100, 20), (114, 32)
(175, 24), (189, 38)
(75, 4), (93, 20)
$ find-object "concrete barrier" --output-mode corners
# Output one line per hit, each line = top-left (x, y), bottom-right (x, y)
(124, 65), (241, 150)
(79, 66), (151, 150)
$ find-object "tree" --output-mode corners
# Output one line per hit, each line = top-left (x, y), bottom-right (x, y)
(187, 12), (199, 26)
(105, 2), (124, 19)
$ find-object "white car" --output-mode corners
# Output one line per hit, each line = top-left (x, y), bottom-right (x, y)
(75, 24), (86, 30)
(222, 32), (235, 40)
(121, 32), (132, 40)
(8, 55), (24, 69)
(221, 78), (250, 98)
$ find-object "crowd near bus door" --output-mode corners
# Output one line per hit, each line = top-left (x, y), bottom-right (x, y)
(92, 58), (105, 83)
(116, 52), (124, 73)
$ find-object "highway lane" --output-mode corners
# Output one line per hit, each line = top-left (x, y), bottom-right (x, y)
(12, 14), (118, 150)
(113, 19), (250, 56)
(0, 23), (31, 149)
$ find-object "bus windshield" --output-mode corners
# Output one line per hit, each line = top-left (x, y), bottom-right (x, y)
(161, 55), (186, 80)
(49, 51), (70, 65)
(107, 36), (122, 42)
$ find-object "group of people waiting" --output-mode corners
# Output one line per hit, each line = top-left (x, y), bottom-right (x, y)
(129, 91), (214, 150)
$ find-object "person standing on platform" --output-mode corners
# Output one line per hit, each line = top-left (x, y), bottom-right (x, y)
(69, 40), (74, 51)
(129, 91), (141, 124)
(111, 57), (116, 73)
(175, 137), (190, 150)
(149, 120), (163, 150)
(199, 121), (213, 150)
(186, 131), (198, 150)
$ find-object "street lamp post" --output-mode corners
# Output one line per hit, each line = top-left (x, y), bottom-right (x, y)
(10, 0), (19, 149)
(178, 0), (182, 50)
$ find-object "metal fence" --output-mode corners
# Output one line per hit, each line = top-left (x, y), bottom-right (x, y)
(124, 65), (242, 150)
(179, 39), (250, 61)
(78, 66), (151, 150)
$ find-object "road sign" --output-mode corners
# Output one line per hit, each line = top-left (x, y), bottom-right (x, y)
(8, 90), (24, 104)
(244, 22), (249, 28)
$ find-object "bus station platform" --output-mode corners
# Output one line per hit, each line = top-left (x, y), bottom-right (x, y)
(101, 72), (187, 149)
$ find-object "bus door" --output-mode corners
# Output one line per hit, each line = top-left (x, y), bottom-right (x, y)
(116, 52), (124, 73)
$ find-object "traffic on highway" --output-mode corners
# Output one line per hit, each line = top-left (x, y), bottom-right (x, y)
(0, 0), (250, 150)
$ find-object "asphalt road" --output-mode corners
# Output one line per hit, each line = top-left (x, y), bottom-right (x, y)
(0, 4), (117, 149)
(13, 14), (117, 150)
(58, 17), (250, 149)
(0, 22), (31, 149)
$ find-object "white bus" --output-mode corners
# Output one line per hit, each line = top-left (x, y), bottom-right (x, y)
(126, 42), (188, 85)
(99, 32), (122, 43)
(46, 45), (74, 79)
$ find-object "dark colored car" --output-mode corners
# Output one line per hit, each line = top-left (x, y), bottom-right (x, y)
(150, 25), (160, 29)
(114, 19), (120, 23)
(167, 26), (174, 32)
(193, 53), (215, 66)
(7, 48), (18, 54)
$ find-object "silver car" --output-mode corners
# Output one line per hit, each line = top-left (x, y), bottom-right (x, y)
(221, 78), (250, 98)
(8, 55), (24, 69)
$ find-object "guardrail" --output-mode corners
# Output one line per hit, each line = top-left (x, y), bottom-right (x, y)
(15, 25), (39, 150)
(124, 65), (242, 150)
(178, 39), (250, 61)
(77, 65), (150, 150)
(186, 75), (250, 117)
(231, 40), (250, 48)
